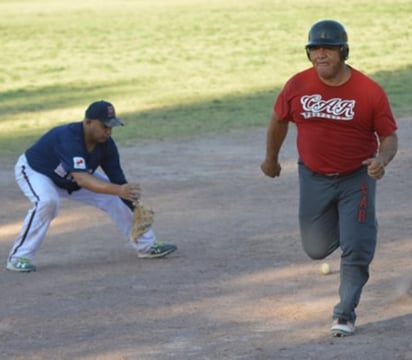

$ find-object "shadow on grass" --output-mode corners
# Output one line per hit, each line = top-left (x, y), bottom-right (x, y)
(0, 83), (278, 159)
(1, 64), (411, 159)
(372, 64), (412, 113)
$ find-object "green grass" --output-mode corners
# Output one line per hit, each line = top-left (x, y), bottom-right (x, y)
(1, 0), (411, 158)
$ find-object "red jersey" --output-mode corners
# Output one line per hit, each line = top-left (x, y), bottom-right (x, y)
(274, 66), (397, 174)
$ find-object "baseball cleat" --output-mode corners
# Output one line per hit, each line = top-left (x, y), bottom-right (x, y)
(137, 241), (177, 259)
(331, 318), (355, 337)
(6, 257), (37, 272)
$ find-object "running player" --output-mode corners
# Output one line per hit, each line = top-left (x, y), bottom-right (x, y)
(261, 20), (398, 336)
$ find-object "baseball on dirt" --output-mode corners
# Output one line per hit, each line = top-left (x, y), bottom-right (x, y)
(320, 262), (331, 275)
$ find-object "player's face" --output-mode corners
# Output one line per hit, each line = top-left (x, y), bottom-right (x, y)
(308, 46), (345, 82)
(90, 120), (112, 143)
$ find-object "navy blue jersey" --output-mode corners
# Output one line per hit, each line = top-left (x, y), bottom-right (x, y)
(25, 122), (127, 192)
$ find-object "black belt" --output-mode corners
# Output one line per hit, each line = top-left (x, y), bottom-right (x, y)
(299, 160), (363, 178)
(313, 168), (361, 178)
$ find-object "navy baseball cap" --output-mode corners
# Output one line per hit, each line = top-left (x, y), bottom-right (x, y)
(85, 100), (124, 127)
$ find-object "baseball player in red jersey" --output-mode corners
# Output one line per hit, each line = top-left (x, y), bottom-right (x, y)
(261, 20), (398, 336)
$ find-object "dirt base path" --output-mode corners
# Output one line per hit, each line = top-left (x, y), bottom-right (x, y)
(1, 118), (411, 360)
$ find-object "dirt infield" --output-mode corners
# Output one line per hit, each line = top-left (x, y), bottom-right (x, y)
(1, 118), (411, 360)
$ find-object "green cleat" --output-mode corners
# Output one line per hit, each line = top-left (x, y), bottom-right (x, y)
(137, 241), (177, 259)
(6, 257), (37, 272)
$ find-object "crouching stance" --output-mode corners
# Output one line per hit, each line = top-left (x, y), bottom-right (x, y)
(7, 100), (177, 273)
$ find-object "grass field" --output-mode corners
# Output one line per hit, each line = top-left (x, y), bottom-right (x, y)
(1, 0), (411, 157)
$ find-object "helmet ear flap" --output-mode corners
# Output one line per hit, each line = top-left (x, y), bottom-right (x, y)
(305, 47), (311, 61)
(340, 45), (349, 60)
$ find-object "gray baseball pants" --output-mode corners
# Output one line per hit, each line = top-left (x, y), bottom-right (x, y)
(298, 161), (377, 323)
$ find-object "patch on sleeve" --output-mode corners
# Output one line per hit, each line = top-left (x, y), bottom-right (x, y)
(73, 157), (86, 169)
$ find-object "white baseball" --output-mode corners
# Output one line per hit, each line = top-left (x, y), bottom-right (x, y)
(320, 262), (331, 275)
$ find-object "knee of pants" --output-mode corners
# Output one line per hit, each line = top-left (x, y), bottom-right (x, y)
(301, 233), (337, 260)
(341, 242), (376, 266)
(37, 196), (60, 220)
(303, 244), (329, 260)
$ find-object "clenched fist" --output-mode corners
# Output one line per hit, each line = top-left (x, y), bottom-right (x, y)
(260, 159), (282, 178)
(362, 157), (385, 180)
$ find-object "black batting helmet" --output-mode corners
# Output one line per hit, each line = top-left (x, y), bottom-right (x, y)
(305, 20), (349, 60)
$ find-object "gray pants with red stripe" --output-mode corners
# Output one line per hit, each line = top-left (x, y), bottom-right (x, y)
(298, 162), (377, 323)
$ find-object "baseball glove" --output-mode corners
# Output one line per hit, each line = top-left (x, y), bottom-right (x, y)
(130, 201), (154, 243)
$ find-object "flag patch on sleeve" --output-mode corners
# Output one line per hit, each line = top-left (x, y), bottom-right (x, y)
(73, 157), (86, 169)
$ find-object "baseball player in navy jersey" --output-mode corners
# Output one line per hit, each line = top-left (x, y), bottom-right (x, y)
(261, 20), (398, 336)
(7, 100), (177, 272)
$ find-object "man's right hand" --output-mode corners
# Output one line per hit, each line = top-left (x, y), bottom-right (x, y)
(120, 183), (141, 202)
(260, 160), (281, 178)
